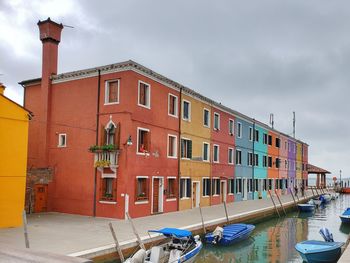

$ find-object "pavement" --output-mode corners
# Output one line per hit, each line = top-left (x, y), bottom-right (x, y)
(0, 190), (315, 259)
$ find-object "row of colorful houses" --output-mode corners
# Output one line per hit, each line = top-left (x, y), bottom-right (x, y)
(19, 18), (309, 220)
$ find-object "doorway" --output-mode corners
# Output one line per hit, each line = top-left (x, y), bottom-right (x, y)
(192, 181), (200, 208)
(242, 178), (248, 201)
(152, 177), (163, 214)
(34, 184), (48, 213)
(220, 180), (227, 203)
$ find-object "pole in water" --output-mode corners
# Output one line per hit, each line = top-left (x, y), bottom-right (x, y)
(22, 210), (30, 248)
(223, 201), (229, 223)
(109, 222), (125, 262)
(199, 205), (206, 234)
(126, 212), (146, 251)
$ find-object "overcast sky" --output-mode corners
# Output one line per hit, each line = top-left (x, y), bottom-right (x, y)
(1, 0), (348, 179)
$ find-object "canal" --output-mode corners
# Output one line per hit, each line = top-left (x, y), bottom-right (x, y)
(196, 194), (350, 262)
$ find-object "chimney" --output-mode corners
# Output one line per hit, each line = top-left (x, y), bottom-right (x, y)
(37, 18), (63, 167)
(0, 83), (5, 95)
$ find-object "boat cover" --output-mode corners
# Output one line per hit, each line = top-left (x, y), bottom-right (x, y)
(342, 208), (350, 216)
(222, 224), (248, 237)
(148, 228), (192, 238)
(295, 240), (344, 254)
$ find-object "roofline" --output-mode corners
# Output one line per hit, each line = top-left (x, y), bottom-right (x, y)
(18, 59), (306, 143)
(0, 94), (33, 118)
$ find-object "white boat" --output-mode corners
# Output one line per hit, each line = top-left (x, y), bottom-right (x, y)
(311, 199), (322, 206)
(125, 228), (202, 263)
(323, 194), (332, 203)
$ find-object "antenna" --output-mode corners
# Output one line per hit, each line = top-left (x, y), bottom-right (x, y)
(63, 24), (74, 28)
(293, 111), (296, 138)
(269, 113), (274, 129)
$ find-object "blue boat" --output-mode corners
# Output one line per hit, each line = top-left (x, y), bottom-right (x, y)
(340, 208), (350, 223)
(126, 228), (202, 263)
(295, 228), (345, 263)
(298, 203), (315, 212)
(204, 223), (255, 245)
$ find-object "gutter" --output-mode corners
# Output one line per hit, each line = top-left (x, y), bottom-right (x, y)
(177, 87), (183, 211)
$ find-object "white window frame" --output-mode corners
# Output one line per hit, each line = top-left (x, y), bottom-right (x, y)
(228, 147), (234, 165)
(168, 93), (178, 118)
(167, 134), (177, 159)
(236, 177), (242, 194)
(249, 127), (253, 141)
(135, 176), (149, 204)
(202, 177), (210, 197)
(228, 179), (234, 195)
(166, 176), (177, 201)
(137, 80), (151, 109)
(247, 151), (253, 166)
(229, 119), (234, 135)
(213, 144), (220, 163)
(58, 133), (67, 147)
(237, 122), (242, 138)
(202, 142), (210, 162)
(182, 99), (191, 121)
(104, 79), (120, 105)
(180, 177), (190, 199)
(203, 108), (210, 128)
(213, 112), (220, 131)
(136, 127), (150, 155)
(212, 177), (220, 196)
(181, 137), (192, 160)
(236, 149), (242, 165)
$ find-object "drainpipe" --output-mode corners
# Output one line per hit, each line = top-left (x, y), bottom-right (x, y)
(93, 69), (101, 217)
(177, 87), (183, 212)
(252, 119), (255, 200)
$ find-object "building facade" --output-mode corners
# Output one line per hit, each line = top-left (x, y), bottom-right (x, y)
(21, 18), (309, 219)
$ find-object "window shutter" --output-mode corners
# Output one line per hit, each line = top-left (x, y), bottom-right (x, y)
(181, 139), (184, 158)
(135, 178), (139, 201)
(114, 123), (120, 148)
(180, 180), (183, 198)
(186, 179), (191, 198)
(139, 83), (145, 105)
(146, 131), (151, 152)
(208, 179), (211, 196)
(217, 180), (221, 194)
(100, 124), (106, 145)
(188, 140), (192, 159)
(169, 96), (174, 114)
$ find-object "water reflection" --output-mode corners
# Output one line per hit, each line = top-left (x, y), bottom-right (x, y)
(197, 194), (350, 263)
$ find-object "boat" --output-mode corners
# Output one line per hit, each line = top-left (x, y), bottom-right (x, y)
(295, 228), (345, 263)
(125, 228), (202, 263)
(204, 223), (255, 245)
(298, 201), (315, 212)
(312, 198), (322, 206)
(342, 187), (350, 194)
(340, 208), (350, 223)
(320, 194), (332, 203)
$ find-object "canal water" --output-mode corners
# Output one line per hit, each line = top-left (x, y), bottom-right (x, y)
(196, 194), (350, 263)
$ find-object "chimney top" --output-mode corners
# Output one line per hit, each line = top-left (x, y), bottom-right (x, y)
(0, 83), (6, 95)
(38, 17), (63, 44)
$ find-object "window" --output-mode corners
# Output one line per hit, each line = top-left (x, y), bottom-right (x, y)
(237, 122), (242, 138)
(285, 141), (287, 150)
(212, 178), (221, 195)
(254, 179), (259, 192)
(288, 142), (291, 152)
(276, 179), (279, 190)
(180, 178), (191, 198)
(285, 160), (288, 169)
(105, 80), (119, 104)
(58, 133), (66, 147)
(228, 179), (234, 194)
(268, 156), (272, 168)
(268, 135), (272, 146)
(254, 129), (259, 142)
(263, 155), (267, 168)
(137, 128), (150, 154)
(236, 178), (242, 193)
(229, 119), (234, 135)
(249, 127), (253, 141)
(228, 148), (234, 164)
(268, 179), (273, 190)
(236, 149), (242, 165)
(202, 178), (211, 196)
(181, 138), (192, 159)
(214, 113), (220, 130)
(276, 138), (281, 148)
(138, 81), (150, 108)
(276, 158), (281, 168)
(213, 145), (219, 163)
(247, 152), (253, 166)
(203, 142), (210, 162)
(104, 123), (116, 145)
(168, 94), (178, 117)
(167, 135), (177, 158)
(263, 179), (267, 191)
(248, 179), (253, 192)
(254, 153), (259, 166)
(136, 177), (149, 201)
(263, 133), (268, 144)
(182, 100), (191, 121)
(167, 178), (176, 198)
(101, 178), (115, 201)
(203, 109), (210, 127)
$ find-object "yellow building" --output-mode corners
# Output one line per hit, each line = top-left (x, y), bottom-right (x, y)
(296, 141), (303, 185)
(0, 84), (31, 227)
(179, 92), (211, 210)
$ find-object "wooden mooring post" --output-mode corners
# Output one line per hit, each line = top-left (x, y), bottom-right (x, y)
(199, 205), (206, 234)
(274, 190), (287, 216)
(126, 212), (146, 251)
(108, 222), (125, 262)
(22, 210), (30, 249)
(223, 201), (229, 223)
(268, 190), (280, 217)
(311, 186), (315, 197)
(314, 186), (320, 196)
(289, 188), (298, 209)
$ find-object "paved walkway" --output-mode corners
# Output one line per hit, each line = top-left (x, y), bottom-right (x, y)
(0, 191), (314, 258)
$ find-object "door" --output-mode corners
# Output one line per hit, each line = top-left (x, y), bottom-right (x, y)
(192, 181), (200, 208)
(34, 184), (48, 213)
(152, 178), (163, 214)
(242, 178), (247, 201)
(221, 180), (227, 203)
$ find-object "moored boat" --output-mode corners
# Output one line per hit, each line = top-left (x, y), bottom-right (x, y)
(340, 208), (350, 223)
(312, 198), (322, 206)
(204, 224), (255, 246)
(320, 194), (332, 203)
(342, 187), (350, 194)
(298, 202), (315, 212)
(125, 228), (202, 263)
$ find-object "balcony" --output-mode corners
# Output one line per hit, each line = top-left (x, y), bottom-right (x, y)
(89, 145), (119, 173)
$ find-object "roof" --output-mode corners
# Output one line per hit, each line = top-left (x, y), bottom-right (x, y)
(148, 228), (192, 238)
(0, 94), (33, 118)
(18, 60), (307, 143)
(307, 164), (330, 174)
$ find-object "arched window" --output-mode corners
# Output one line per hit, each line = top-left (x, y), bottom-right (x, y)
(105, 123), (116, 145)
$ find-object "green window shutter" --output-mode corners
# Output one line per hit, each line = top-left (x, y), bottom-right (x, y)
(186, 179), (191, 198)
(181, 139), (184, 158)
(188, 140), (192, 159)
